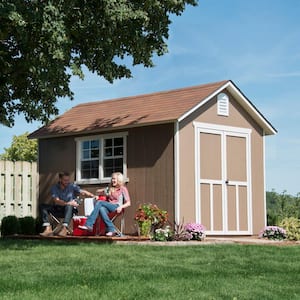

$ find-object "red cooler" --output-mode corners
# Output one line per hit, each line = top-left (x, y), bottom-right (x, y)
(72, 216), (96, 236)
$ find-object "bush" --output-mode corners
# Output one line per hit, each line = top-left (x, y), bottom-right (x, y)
(35, 217), (44, 234)
(279, 217), (300, 241)
(152, 226), (173, 241)
(0, 215), (20, 237)
(173, 219), (192, 241)
(19, 216), (36, 235)
(134, 203), (168, 235)
(258, 225), (287, 240)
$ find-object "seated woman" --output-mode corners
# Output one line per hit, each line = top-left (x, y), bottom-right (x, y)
(79, 172), (131, 236)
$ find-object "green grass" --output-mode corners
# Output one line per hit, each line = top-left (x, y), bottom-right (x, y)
(0, 239), (299, 300)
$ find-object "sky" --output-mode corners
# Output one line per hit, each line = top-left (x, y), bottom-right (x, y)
(1, 0), (300, 196)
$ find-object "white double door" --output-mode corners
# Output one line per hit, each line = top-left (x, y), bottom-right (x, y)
(195, 123), (252, 235)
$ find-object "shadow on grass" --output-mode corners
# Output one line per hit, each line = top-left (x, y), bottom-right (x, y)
(0, 237), (113, 250)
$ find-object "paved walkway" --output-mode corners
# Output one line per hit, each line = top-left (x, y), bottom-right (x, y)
(7, 234), (300, 246)
(115, 236), (300, 246)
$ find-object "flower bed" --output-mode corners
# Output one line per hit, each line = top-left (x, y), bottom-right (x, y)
(258, 225), (287, 240)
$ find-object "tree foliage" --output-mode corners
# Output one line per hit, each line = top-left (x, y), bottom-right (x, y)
(0, 132), (37, 162)
(266, 189), (300, 225)
(0, 0), (197, 127)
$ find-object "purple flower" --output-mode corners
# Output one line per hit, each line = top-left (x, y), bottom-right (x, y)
(184, 223), (206, 241)
(258, 226), (286, 240)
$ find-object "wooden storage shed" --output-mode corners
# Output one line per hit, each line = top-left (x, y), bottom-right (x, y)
(29, 80), (276, 236)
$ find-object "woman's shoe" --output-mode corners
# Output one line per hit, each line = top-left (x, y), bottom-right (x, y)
(78, 225), (93, 231)
(106, 231), (116, 237)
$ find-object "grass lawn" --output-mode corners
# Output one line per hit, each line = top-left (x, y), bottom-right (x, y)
(0, 239), (299, 300)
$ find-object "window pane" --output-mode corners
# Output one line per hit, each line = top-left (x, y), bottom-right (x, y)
(81, 161), (91, 169)
(115, 158), (123, 169)
(103, 158), (123, 178)
(82, 149), (90, 159)
(91, 140), (99, 149)
(114, 146), (123, 156)
(104, 159), (113, 168)
(82, 141), (90, 149)
(81, 160), (99, 179)
(104, 148), (112, 157)
(91, 149), (99, 158)
(82, 170), (90, 179)
(90, 169), (98, 178)
(105, 139), (112, 147)
(104, 168), (113, 178)
(114, 137), (123, 146)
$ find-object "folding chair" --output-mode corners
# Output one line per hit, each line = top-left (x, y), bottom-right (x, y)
(49, 202), (80, 235)
(84, 196), (126, 236)
(108, 209), (125, 236)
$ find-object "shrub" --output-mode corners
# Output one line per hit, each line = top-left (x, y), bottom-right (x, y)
(152, 226), (173, 241)
(173, 219), (192, 241)
(258, 225), (287, 240)
(19, 216), (36, 235)
(172, 220), (206, 241)
(35, 217), (44, 234)
(0, 215), (20, 237)
(279, 217), (300, 241)
(134, 203), (168, 234)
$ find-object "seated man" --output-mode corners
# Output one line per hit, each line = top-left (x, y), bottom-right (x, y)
(40, 171), (94, 237)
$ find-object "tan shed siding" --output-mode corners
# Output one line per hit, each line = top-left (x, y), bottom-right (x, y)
(179, 91), (266, 235)
(37, 124), (174, 234)
(38, 136), (77, 204)
(126, 124), (175, 233)
(178, 119), (196, 222)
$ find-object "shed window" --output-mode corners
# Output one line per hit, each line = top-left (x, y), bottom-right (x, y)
(81, 139), (100, 179)
(76, 132), (127, 183)
(217, 93), (229, 116)
(103, 137), (124, 177)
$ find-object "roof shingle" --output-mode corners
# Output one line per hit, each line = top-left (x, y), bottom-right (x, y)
(29, 80), (230, 138)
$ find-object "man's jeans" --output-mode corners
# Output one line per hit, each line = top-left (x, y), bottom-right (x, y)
(85, 201), (118, 233)
(40, 204), (75, 226)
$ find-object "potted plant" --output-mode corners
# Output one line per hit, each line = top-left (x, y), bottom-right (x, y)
(134, 203), (168, 237)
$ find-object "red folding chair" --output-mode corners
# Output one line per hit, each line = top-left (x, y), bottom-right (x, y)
(96, 196), (125, 236)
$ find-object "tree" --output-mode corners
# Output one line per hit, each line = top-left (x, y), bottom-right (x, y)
(0, 132), (37, 162)
(0, 0), (197, 127)
(266, 189), (300, 225)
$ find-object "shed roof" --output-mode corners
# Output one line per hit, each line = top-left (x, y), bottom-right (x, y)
(29, 80), (276, 139)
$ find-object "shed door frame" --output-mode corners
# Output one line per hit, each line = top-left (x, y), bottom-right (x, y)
(194, 122), (252, 235)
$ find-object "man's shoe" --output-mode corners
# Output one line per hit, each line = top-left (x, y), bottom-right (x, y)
(106, 231), (116, 237)
(78, 225), (93, 231)
(58, 226), (68, 237)
(40, 226), (53, 237)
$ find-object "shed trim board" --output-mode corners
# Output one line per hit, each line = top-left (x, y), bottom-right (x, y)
(263, 136), (267, 227)
(193, 122), (252, 235)
(174, 121), (180, 223)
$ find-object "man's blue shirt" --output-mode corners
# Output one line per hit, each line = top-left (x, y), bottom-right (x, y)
(51, 182), (81, 203)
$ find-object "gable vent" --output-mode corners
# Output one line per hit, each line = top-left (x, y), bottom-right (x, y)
(217, 93), (229, 116)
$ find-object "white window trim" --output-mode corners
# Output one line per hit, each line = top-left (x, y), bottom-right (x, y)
(75, 132), (128, 184)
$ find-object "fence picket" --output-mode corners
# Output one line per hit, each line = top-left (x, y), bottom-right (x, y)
(0, 160), (37, 222)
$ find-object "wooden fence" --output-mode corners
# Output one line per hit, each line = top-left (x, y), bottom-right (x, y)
(0, 160), (38, 222)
